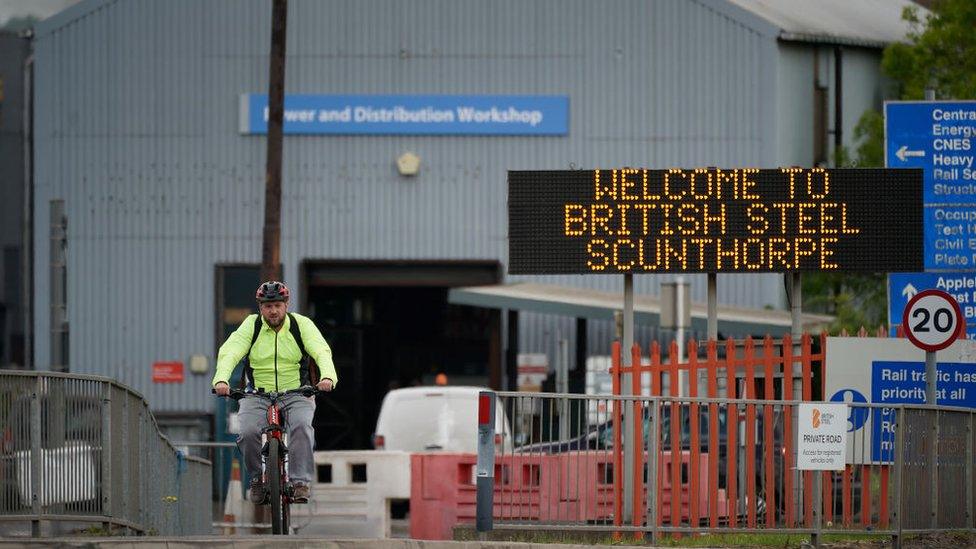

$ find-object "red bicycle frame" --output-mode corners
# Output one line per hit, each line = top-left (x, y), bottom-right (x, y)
(263, 401), (289, 496)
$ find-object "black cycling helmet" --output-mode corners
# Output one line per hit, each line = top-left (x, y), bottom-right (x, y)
(256, 281), (290, 303)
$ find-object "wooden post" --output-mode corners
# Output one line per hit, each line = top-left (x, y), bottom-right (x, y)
(261, 0), (288, 282)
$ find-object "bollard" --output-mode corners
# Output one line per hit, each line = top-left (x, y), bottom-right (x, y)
(475, 391), (496, 538)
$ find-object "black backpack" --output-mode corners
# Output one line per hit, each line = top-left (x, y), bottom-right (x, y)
(238, 313), (320, 390)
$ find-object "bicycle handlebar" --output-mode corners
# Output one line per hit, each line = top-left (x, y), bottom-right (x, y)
(211, 386), (321, 401)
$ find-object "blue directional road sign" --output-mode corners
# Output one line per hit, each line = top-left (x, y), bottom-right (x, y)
(886, 101), (976, 335)
(889, 272), (976, 339)
(885, 101), (976, 271)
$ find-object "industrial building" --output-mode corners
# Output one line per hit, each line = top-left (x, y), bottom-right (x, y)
(15, 0), (916, 445)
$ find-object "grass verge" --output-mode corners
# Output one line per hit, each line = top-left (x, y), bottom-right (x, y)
(455, 527), (976, 548)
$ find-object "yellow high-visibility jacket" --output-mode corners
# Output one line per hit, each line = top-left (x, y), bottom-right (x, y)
(212, 313), (337, 391)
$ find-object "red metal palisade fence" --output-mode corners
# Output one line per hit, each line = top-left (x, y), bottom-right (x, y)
(609, 333), (893, 534)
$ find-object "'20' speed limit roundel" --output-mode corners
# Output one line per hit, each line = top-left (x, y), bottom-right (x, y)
(902, 289), (963, 352)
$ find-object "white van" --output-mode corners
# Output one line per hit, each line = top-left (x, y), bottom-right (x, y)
(372, 386), (512, 453)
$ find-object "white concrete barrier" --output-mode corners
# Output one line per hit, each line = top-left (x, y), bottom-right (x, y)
(290, 450), (411, 537)
(15, 440), (97, 506)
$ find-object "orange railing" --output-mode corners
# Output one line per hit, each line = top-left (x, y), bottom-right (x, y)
(607, 333), (901, 534)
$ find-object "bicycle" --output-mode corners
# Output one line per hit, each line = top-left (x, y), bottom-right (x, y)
(214, 385), (320, 534)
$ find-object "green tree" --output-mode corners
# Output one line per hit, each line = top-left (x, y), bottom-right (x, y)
(805, 1), (976, 334)
(882, 0), (976, 100)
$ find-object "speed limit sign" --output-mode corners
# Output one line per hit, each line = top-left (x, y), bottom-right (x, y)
(902, 289), (964, 352)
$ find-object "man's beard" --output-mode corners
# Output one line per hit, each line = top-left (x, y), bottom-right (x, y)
(265, 315), (284, 328)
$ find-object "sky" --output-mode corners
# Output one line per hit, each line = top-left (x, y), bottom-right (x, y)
(0, 0), (80, 28)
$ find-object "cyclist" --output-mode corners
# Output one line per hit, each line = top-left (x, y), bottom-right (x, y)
(212, 280), (337, 503)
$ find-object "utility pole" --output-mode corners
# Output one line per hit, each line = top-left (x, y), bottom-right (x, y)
(261, 0), (287, 282)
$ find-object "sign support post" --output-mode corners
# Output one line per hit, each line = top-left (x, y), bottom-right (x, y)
(791, 272), (803, 399)
(926, 346), (938, 529)
(902, 288), (963, 530)
(707, 273), (717, 341)
(930, 396), (939, 529)
(622, 273), (635, 523)
(925, 350), (937, 407)
(798, 402), (848, 549)
(812, 469), (822, 549)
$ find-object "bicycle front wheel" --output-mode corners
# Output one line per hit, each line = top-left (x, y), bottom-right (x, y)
(282, 490), (290, 533)
(268, 438), (286, 534)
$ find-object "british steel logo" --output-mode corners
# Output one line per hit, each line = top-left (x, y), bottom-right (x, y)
(812, 407), (837, 429)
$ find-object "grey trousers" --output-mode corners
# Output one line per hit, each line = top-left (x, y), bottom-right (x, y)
(237, 393), (316, 484)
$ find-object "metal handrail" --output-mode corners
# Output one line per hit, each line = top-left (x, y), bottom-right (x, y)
(0, 371), (213, 537)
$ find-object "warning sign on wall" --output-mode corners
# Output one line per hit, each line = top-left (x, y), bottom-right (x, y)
(797, 403), (848, 471)
(152, 361), (184, 384)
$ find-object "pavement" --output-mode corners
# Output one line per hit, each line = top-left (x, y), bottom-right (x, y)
(0, 538), (653, 549)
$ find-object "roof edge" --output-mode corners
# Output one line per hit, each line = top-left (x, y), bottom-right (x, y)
(33, 0), (117, 40)
(693, 0), (781, 39)
(778, 32), (891, 50)
(448, 282), (834, 328)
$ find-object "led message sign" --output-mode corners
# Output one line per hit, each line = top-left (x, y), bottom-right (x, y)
(509, 168), (923, 274)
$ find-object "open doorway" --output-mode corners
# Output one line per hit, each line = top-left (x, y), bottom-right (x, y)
(302, 261), (501, 449)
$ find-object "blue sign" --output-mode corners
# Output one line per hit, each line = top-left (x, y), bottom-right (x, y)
(888, 272), (976, 330)
(871, 360), (976, 461)
(239, 94), (569, 135)
(828, 388), (870, 431)
(886, 101), (976, 333)
(885, 101), (976, 270)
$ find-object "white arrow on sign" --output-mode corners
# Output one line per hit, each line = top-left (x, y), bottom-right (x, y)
(896, 145), (925, 162)
(902, 283), (918, 299)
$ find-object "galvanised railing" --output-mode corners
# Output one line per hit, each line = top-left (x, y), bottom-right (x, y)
(0, 370), (211, 537)
(477, 391), (976, 549)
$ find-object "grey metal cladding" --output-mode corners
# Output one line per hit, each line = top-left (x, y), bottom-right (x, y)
(33, 0), (782, 411)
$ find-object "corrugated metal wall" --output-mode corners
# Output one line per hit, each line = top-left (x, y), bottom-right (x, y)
(32, 0), (786, 411)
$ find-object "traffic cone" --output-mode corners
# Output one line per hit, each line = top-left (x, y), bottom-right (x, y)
(222, 458), (243, 535)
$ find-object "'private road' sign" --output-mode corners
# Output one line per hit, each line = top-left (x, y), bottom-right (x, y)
(797, 403), (848, 471)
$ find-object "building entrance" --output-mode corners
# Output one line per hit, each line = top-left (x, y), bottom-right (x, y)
(302, 261), (501, 449)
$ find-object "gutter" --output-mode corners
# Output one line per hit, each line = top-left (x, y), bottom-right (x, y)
(778, 32), (891, 50)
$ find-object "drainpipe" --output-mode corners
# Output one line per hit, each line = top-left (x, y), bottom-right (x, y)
(834, 46), (843, 159)
(22, 41), (33, 370)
